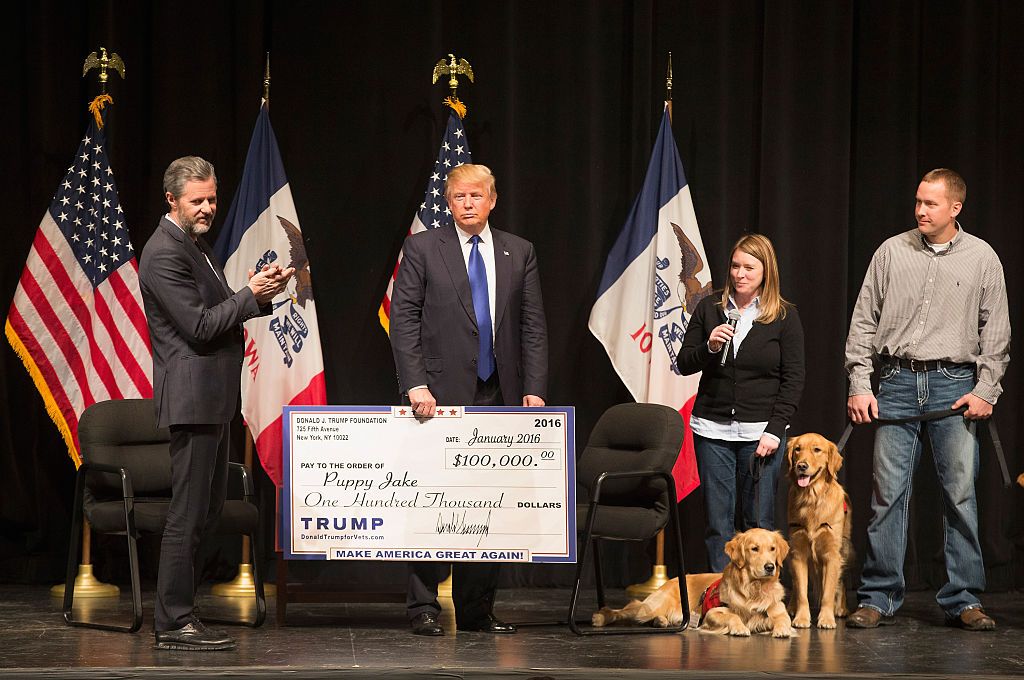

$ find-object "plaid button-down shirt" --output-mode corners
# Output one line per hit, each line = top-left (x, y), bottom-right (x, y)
(845, 225), (1010, 404)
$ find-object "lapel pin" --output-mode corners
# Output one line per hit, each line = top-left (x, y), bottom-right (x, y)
(503, 250), (510, 256)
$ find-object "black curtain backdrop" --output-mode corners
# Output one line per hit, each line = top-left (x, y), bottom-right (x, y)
(2, 1), (1022, 594)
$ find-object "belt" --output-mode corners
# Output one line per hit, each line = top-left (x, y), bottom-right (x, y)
(837, 407), (1011, 487)
(885, 356), (969, 373)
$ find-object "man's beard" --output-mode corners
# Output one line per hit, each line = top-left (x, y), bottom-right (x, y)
(180, 213), (212, 236)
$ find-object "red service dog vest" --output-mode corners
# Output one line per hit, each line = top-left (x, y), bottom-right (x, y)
(698, 577), (724, 625)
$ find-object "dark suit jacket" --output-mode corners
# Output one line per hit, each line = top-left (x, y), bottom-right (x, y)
(677, 292), (805, 439)
(139, 217), (267, 428)
(390, 224), (548, 406)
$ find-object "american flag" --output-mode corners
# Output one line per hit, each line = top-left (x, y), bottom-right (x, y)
(5, 111), (152, 466)
(378, 108), (471, 334)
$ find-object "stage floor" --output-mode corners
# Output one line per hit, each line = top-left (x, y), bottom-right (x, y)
(2, 584), (1023, 679)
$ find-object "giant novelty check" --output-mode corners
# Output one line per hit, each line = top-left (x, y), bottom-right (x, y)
(282, 405), (576, 563)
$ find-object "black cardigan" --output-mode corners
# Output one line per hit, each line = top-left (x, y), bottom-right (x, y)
(677, 293), (805, 440)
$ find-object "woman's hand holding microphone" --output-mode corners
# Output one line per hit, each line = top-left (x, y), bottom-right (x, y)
(707, 323), (736, 353)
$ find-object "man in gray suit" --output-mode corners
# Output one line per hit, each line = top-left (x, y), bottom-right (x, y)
(140, 156), (293, 651)
(390, 163), (549, 635)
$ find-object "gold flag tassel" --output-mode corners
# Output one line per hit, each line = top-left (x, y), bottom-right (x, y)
(88, 95), (113, 129)
(444, 96), (467, 120)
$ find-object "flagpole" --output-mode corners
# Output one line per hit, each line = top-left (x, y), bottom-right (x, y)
(625, 53), (676, 600)
(212, 52), (278, 601)
(50, 49), (129, 601)
(264, 52), (270, 102)
(429, 52), (474, 604)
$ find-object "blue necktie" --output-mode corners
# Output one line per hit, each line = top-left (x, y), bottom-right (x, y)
(468, 235), (495, 381)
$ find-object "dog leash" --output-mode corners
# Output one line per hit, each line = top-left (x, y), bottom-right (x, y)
(749, 451), (769, 524)
(836, 406), (1011, 488)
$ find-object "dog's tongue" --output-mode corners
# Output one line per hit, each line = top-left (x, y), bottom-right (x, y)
(797, 476), (811, 488)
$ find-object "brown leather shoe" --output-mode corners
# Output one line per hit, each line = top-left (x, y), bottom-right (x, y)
(846, 606), (895, 629)
(948, 607), (996, 631)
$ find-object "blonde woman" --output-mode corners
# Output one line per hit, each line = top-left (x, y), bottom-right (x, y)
(678, 233), (805, 571)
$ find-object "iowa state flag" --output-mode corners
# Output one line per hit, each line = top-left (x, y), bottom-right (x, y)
(588, 105), (711, 500)
(214, 102), (326, 486)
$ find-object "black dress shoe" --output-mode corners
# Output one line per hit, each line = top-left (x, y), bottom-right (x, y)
(154, 620), (236, 651)
(410, 612), (444, 636)
(458, 614), (517, 634)
(191, 610), (229, 639)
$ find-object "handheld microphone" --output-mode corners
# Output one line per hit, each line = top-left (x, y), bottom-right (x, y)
(719, 309), (742, 367)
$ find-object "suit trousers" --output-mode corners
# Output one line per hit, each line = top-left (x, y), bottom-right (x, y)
(407, 375), (503, 626)
(154, 422), (230, 632)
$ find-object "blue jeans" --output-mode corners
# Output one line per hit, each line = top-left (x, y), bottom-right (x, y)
(694, 433), (784, 571)
(857, 362), (984, 617)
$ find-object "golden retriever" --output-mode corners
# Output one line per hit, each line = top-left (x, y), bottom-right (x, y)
(786, 432), (853, 629)
(590, 572), (720, 629)
(592, 528), (794, 638)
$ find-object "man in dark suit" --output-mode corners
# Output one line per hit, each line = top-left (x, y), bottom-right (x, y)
(390, 163), (549, 635)
(139, 156), (293, 651)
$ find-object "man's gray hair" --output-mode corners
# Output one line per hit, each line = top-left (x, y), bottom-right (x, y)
(163, 156), (217, 199)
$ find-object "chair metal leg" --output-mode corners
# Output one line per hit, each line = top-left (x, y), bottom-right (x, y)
(569, 471), (690, 635)
(249, 531), (267, 627)
(62, 472), (85, 625)
(567, 498), (600, 635)
(64, 465), (142, 633)
(566, 544), (590, 634)
(666, 477), (690, 630)
(205, 461), (266, 627)
(205, 533), (268, 628)
(592, 540), (606, 609)
(125, 496), (143, 632)
(245, 466), (266, 627)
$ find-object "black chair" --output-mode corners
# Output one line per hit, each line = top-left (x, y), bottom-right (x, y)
(63, 398), (266, 632)
(568, 402), (689, 635)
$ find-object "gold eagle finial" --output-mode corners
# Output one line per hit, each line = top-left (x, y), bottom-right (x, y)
(432, 53), (474, 99)
(82, 47), (125, 95)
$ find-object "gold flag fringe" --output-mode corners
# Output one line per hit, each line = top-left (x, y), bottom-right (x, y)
(88, 94), (113, 129)
(5, 319), (82, 467)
